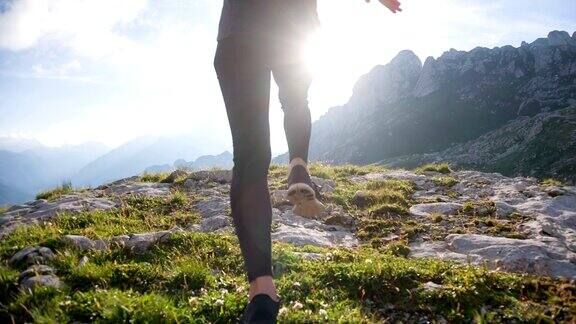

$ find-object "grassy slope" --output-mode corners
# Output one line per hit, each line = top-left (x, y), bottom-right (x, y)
(0, 164), (574, 323)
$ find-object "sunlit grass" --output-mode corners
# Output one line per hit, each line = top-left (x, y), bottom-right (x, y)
(36, 180), (74, 201)
(541, 178), (564, 187)
(415, 163), (452, 174)
(432, 176), (458, 187)
(140, 172), (171, 183)
(0, 192), (200, 261)
(1, 230), (574, 323)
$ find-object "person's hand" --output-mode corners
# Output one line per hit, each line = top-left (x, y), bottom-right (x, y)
(366, 0), (402, 13)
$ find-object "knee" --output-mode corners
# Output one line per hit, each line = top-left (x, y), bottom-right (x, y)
(233, 146), (271, 177)
(280, 96), (310, 116)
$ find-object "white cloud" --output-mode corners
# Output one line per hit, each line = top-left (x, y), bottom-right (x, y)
(32, 59), (81, 77)
(0, 0), (148, 56)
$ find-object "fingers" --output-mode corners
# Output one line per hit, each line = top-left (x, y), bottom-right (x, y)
(378, 0), (402, 13)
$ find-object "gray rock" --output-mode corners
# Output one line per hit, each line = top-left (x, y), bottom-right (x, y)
(20, 275), (65, 291)
(4, 205), (32, 216)
(495, 201), (517, 218)
(311, 176), (336, 193)
(109, 235), (131, 247)
(62, 235), (108, 251)
(195, 196), (229, 218)
(409, 202), (462, 217)
(293, 252), (325, 260)
(19, 265), (56, 281)
(324, 212), (355, 227)
(411, 234), (576, 279)
(10, 247), (37, 266)
(270, 190), (291, 207)
(187, 170), (232, 184)
(38, 247), (55, 259)
(272, 210), (358, 248)
(105, 182), (171, 197)
(200, 215), (232, 232)
(183, 178), (202, 189)
(186, 224), (202, 232)
(10, 246), (55, 267)
(124, 228), (182, 254)
(0, 215), (14, 226)
(422, 281), (443, 292)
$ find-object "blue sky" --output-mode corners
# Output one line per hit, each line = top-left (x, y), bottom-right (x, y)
(0, 0), (575, 156)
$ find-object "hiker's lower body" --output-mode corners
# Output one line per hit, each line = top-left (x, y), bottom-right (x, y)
(214, 35), (312, 284)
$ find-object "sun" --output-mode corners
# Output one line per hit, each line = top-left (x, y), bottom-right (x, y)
(301, 31), (326, 77)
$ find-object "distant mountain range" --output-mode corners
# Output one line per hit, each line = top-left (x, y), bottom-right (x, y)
(143, 151), (233, 174)
(275, 30), (576, 183)
(0, 135), (232, 205)
(0, 141), (109, 204)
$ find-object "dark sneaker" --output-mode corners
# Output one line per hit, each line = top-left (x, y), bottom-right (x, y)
(239, 294), (280, 324)
(286, 164), (324, 218)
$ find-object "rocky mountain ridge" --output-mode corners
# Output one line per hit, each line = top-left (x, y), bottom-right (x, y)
(383, 106), (576, 182)
(304, 31), (576, 181)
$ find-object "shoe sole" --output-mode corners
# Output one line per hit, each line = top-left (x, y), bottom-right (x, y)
(286, 183), (325, 218)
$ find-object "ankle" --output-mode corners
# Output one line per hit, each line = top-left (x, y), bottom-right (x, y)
(248, 276), (279, 302)
(289, 157), (308, 173)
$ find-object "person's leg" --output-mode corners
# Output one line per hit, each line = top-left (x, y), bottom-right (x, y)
(272, 42), (313, 163)
(272, 39), (324, 218)
(214, 37), (278, 301)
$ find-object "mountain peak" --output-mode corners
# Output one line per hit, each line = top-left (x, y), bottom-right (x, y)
(390, 50), (422, 69)
(348, 50), (423, 107)
(547, 30), (575, 46)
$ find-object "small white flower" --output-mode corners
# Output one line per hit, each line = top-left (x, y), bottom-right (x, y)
(235, 285), (246, 293)
(200, 287), (208, 295)
(319, 309), (328, 317)
(220, 288), (228, 295)
(215, 299), (224, 306)
(279, 307), (289, 315)
(292, 301), (303, 310)
(292, 281), (301, 287)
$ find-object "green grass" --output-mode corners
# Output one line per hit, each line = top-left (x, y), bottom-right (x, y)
(541, 178), (564, 187)
(309, 163), (388, 180)
(0, 192), (200, 261)
(0, 231), (574, 323)
(432, 176), (458, 187)
(461, 200), (497, 217)
(36, 180), (74, 201)
(416, 163), (452, 174)
(140, 172), (171, 183)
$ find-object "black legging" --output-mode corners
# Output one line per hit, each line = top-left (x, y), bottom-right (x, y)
(214, 35), (312, 282)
